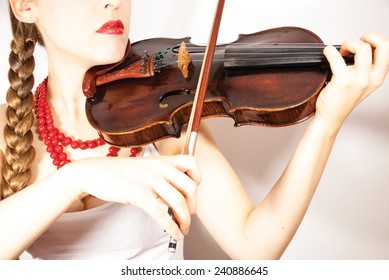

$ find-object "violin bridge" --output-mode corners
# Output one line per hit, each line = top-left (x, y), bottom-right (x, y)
(177, 41), (192, 79)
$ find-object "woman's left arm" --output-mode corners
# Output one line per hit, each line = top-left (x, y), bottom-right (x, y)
(194, 33), (389, 259)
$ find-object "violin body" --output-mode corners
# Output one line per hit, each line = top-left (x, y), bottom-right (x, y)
(84, 27), (332, 147)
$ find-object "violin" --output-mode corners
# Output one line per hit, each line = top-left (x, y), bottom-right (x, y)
(82, 26), (354, 148)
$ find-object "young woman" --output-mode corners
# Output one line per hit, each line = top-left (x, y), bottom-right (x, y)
(0, 0), (388, 260)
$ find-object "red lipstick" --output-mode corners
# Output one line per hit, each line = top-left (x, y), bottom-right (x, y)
(97, 20), (124, 35)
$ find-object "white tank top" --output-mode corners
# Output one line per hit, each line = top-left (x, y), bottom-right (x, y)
(27, 145), (184, 260)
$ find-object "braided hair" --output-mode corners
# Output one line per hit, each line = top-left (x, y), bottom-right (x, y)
(1, 6), (43, 199)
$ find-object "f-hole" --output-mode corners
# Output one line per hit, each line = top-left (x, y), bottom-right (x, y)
(159, 89), (195, 108)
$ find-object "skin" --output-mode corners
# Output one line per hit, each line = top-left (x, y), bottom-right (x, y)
(0, 0), (388, 259)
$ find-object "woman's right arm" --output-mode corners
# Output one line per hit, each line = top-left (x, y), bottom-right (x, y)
(0, 160), (84, 259)
(0, 154), (201, 260)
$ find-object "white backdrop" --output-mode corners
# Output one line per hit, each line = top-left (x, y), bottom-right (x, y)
(1, 0), (388, 259)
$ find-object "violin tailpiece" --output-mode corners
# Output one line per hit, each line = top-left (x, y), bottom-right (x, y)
(95, 55), (156, 87)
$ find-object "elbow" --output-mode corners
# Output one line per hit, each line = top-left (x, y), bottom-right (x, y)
(225, 240), (286, 260)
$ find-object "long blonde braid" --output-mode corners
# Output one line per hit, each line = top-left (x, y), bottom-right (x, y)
(1, 7), (43, 199)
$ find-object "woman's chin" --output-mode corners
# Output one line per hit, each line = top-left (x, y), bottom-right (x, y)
(91, 40), (129, 66)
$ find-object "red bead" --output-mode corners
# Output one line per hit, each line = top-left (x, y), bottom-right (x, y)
(63, 137), (72, 145)
(96, 138), (105, 146)
(130, 147), (138, 155)
(53, 159), (61, 167)
(48, 131), (57, 139)
(45, 118), (54, 125)
(51, 139), (59, 146)
(54, 145), (63, 153)
(41, 132), (49, 140)
(46, 124), (54, 132)
(57, 133), (65, 141)
(79, 142), (87, 150)
(88, 141), (97, 149)
(38, 118), (46, 125)
(38, 125), (46, 133)
(58, 152), (67, 161)
(71, 141), (79, 149)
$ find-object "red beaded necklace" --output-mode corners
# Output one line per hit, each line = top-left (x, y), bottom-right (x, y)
(33, 77), (137, 169)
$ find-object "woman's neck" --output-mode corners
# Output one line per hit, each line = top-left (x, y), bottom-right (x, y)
(43, 60), (96, 138)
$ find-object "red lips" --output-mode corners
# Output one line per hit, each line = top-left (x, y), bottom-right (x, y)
(97, 20), (124, 35)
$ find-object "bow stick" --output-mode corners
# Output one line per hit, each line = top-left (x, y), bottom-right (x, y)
(183, 0), (226, 155)
(168, 0), (226, 253)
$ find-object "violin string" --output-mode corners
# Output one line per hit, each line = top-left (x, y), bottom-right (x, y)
(153, 43), (346, 70)
(154, 57), (329, 70)
(165, 42), (331, 53)
(155, 43), (325, 69)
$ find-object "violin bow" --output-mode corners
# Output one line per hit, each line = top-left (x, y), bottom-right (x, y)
(182, 0), (225, 156)
(168, 0), (226, 253)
